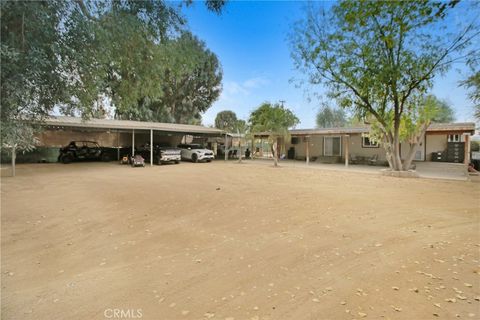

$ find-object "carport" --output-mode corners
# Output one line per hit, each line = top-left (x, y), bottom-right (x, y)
(42, 116), (224, 165)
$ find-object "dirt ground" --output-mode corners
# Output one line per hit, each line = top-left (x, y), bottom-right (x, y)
(1, 161), (479, 320)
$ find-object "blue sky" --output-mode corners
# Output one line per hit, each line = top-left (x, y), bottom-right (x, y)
(182, 1), (477, 129)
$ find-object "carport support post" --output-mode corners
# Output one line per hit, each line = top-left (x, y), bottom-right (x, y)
(305, 136), (310, 165)
(344, 135), (349, 167)
(132, 129), (135, 156)
(117, 131), (120, 161)
(150, 129), (153, 166)
(225, 131), (227, 161)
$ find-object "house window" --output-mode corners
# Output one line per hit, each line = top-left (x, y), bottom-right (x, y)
(448, 134), (462, 142)
(362, 136), (379, 148)
(324, 136), (342, 156)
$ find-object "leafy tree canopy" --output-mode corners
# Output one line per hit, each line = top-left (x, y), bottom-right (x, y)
(424, 95), (456, 123)
(1, 0), (226, 123)
(316, 105), (347, 128)
(215, 110), (238, 131)
(461, 71), (480, 120)
(249, 102), (299, 166)
(115, 32), (222, 124)
(249, 102), (299, 134)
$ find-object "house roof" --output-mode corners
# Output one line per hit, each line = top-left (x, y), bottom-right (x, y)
(285, 122), (476, 136)
(289, 126), (370, 136)
(427, 122), (476, 132)
(43, 116), (224, 136)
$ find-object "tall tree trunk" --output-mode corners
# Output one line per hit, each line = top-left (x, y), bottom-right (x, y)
(403, 143), (417, 171)
(393, 140), (402, 170)
(11, 146), (16, 177)
(402, 124), (428, 171)
(392, 126), (402, 171)
(383, 134), (394, 170)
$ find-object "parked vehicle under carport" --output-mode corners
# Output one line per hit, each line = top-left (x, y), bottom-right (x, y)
(58, 141), (111, 164)
(178, 144), (215, 163)
(137, 144), (181, 165)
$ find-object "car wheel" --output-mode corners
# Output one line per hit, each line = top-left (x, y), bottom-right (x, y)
(101, 153), (110, 162)
(62, 154), (73, 164)
(206, 159), (211, 163)
(175, 160), (180, 164)
(191, 153), (198, 163)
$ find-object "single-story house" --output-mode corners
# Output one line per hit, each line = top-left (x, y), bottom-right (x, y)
(255, 122), (476, 166)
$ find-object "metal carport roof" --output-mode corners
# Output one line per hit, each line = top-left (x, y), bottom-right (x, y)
(44, 116), (224, 136)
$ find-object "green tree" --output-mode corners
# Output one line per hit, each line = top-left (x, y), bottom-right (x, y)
(461, 71), (480, 120)
(249, 102), (299, 167)
(1, 1), (69, 176)
(157, 32), (222, 124)
(291, 1), (479, 171)
(59, 0), (186, 118)
(64, 3), (223, 123)
(215, 110), (238, 131)
(114, 32), (222, 124)
(425, 95), (456, 123)
(316, 105), (347, 128)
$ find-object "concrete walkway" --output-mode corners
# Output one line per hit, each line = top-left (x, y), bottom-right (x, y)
(242, 158), (469, 181)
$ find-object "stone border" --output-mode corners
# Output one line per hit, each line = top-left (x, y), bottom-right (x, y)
(381, 169), (419, 178)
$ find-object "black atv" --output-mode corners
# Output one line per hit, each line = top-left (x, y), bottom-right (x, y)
(58, 141), (111, 164)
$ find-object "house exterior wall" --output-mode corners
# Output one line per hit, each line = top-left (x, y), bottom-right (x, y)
(284, 132), (465, 163)
(348, 134), (386, 161)
(425, 134), (447, 161)
(284, 135), (325, 159)
(400, 135), (426, 161)
(286, 134), (388, 161)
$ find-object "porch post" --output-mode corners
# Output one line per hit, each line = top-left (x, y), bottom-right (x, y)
(260, 137), (263, 157)
(132, 129), (135, 156)
(464, 133), (471, 165)
(345, 135), (349, 167)
(305, 136), (310, 165)
(150, 129), (153, 166)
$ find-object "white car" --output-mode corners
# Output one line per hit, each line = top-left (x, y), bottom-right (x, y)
(178, 144), (215, 163)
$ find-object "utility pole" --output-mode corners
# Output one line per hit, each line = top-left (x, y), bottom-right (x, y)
(279, 100), (286, 107)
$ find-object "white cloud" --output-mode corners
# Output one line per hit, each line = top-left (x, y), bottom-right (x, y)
(223, 76), (270, 97)
(242, 77), (270, 89)
(224, 81), (249, 96)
